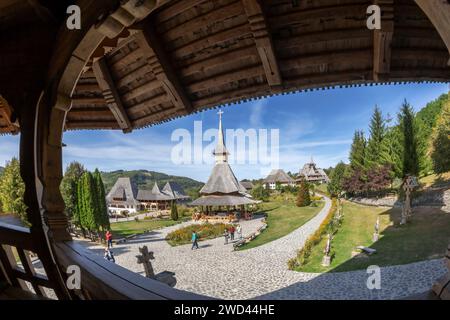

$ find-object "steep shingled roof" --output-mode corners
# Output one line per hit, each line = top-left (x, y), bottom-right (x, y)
(106, 177), (139, 206)
(263, 169), (295, 184)
(200, 163), (248, 195)
(162, 182), (190, 200)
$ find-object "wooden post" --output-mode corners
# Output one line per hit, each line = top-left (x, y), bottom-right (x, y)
(18, 91), (72, 299)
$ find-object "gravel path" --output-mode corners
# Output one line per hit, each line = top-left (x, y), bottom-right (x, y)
(82, 196), (446, 299)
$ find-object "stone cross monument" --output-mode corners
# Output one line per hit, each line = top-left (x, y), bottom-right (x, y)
(136, 245), (155, 278)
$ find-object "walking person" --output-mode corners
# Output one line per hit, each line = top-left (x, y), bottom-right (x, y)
(104, 248), (115, 263)
(191, 231), (199, 250)
(230, 225), (235, 241)
(106, 230), (113, 248)
(236, 224), (242, 240)
(224, 229), (229, 244)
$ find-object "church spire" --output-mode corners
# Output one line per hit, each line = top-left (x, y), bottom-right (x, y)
(213, 110), (229, 164)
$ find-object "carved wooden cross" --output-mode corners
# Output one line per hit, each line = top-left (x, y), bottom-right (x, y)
(136, 245), (155, 279)
(401, 175), (418, 225)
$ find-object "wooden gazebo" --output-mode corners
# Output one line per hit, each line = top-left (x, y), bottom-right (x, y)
(0, 0), (449, 299)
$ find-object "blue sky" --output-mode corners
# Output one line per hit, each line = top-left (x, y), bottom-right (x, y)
(1, 83), (448, 182)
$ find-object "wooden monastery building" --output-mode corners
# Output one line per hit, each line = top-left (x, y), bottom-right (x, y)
(296, 158), (330, 184)
(106, 178), (189, 214)
(240, 180), (255, 192)
(0, 0), (449, 300)
(190, 111), (258, 220)
(263, 169), (295, 190)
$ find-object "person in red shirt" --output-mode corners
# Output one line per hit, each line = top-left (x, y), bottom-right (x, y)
(229, 226), (235, 241)
(106, 230), (113, 248)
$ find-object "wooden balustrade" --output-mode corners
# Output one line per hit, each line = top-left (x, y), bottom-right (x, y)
(0, 222), (208, 300)
(54, 241), (208, 300)
(0, 222), (54, 299)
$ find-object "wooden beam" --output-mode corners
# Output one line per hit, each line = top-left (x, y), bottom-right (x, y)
(136, 22), (193, 114)
(92, 58), (133, 133)
(373, 0), (394, 81)
(242, 0), (282, 88)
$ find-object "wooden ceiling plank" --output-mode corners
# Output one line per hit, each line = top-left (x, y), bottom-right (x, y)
(373, 0), (394, 81)
(242, 0), (282, 89)
(136, 23), (194, 113)
(92, 57), (133, 133)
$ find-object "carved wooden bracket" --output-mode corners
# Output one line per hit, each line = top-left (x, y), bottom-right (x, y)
(93, 58), (132, 133)
(242, 0), (282, 89)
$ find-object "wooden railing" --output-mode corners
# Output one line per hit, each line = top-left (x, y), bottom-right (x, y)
(0, 222), (54, 298)
(0, 222), (208, 300)
(54, 241), (208, 300)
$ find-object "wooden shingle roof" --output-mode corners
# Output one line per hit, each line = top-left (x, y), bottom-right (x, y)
(1, 0), (449, 135)
(263, 169), (294, 184)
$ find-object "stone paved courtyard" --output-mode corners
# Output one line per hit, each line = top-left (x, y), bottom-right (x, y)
(82, 196), (447, 299)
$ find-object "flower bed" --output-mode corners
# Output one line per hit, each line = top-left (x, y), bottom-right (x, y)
(166, 222), (232, 246)
(288, 198), (338, 269)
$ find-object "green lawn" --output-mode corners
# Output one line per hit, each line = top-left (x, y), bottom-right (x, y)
(296, 201), (450, 273)
(238, 199), (324, 250)
(111, 217), (189, 239)
(420, 171), (450, 188)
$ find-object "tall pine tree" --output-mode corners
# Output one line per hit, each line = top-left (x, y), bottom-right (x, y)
(398, 100), (422, 177)
(79, 172), (98, 232)
(349, 130), (366, 170)
(328, 162), (348, 197)
(366, 106), (386, 169)
(61, 162), (85, 221)
(296, 179), (311, 207)
(93, 169), (110, 231)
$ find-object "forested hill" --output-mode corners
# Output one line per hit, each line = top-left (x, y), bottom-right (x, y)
(101, 170), (204, 193)
(0, 166), (4, 175)
(417, 93), (448, 142)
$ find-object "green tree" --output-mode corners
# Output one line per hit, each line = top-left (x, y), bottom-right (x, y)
(78, 172), (98, 232)
(251, 184), (270, 201)
(366, 106), (386, 168)
(398, 100), (423, 177)
(416, 93), (448, 175)
(296, 179), (311, 207)
(61, 162), (85, 221)
(0, 158), (27, 225)
(431, 101), (450, 173)
(93, 169), (110, 231)
(327, 162), (348, 197)
(380, 126), (403, 178)
(349, 130), (366, 170)
(171, 202), (179, 221)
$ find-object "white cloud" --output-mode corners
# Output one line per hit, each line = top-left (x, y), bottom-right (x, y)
(282, 139), (352, 150)
(249, 99), (268, 127)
